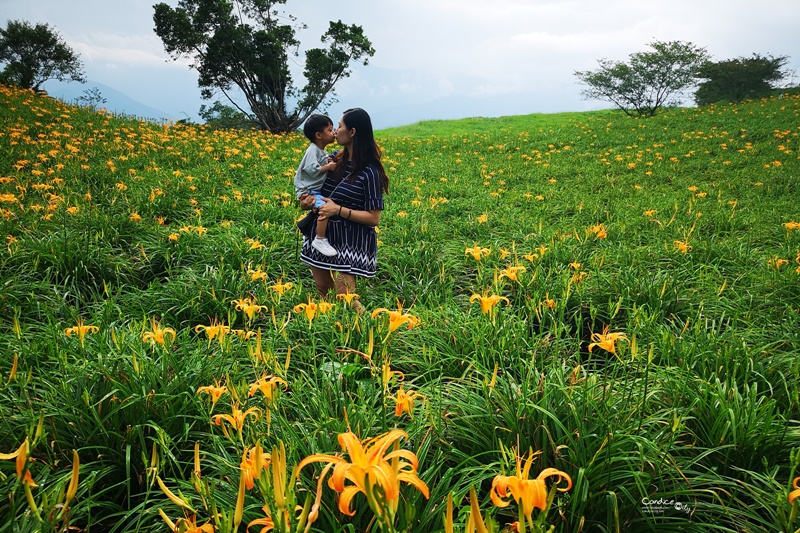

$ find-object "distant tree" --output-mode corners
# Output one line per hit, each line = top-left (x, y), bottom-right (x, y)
(199, 100), (259, 130)
(575, 40), (709, 117)
(0, 20), (85, 91)
(152, 0), (375, 133)
(694, 54), (789, 106)
(77, 87), (107, 111)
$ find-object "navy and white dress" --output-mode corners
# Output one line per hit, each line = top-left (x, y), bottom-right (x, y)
(300, 162), (384, 278)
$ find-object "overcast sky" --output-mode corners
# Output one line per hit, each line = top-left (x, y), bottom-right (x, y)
(2, 0), (798, 128)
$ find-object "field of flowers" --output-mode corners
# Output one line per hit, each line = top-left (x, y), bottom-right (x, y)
(0, 84), (799, 533)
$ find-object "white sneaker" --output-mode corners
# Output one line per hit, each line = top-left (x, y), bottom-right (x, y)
(312, 237), (338, 257)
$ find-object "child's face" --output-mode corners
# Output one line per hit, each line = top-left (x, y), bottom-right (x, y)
(317, 124), (335, 146)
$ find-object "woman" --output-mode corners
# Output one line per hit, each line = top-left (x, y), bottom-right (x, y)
(299, 108), (389, 308)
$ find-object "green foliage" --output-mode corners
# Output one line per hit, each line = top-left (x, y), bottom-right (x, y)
(76, 87), (107, 111)
(152, 0), (375, 133)
(198, 100), (260, 130)
(0, 20), (85, 91)
(695, 54), (790, 106)
(1, 85), (800, 532)
(575, 40), (709, 117)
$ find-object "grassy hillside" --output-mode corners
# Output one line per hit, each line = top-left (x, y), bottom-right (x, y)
(1, 85), (799, 533)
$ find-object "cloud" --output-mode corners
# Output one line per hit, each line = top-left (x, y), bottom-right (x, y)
(3, 0), (797, 129)
(73, 35), (173, 67)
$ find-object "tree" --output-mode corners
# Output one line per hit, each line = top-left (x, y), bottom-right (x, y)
(0, 20), (85, 91)
(77, 87), (107, 111)
(198, 100), (259, 130)
(153, 0), (375, 133)
(575, 40), (709, 117)
(694, 54), (789, 106)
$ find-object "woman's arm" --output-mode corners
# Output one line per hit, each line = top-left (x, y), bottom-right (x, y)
(318, 199), (381, 227)
(342, 207), (381, 227)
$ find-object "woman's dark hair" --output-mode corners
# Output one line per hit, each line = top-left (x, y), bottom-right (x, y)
(302, 114), (332, 142)
(333, 108), (389, 194)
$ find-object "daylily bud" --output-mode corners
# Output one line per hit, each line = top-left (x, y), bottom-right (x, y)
(65, 449), (80, 504)
(156, 476), (196, 513)
(158, 509), (176, 531)
(233, 473), (246, 529)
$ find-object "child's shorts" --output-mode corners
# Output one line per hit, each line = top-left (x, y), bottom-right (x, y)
(310, 190), (325, 209)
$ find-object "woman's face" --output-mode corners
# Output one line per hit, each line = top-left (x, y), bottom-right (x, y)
(335, 117), (355, 148)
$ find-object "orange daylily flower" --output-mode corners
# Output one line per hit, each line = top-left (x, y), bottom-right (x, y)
(248, 505), (276, 533)
(490, 450), (571, 529)
(1, 439), (36, 487)
(248, 374), (287, 400)
(317, 301), (336, 315)
(268, 278), (294, 295)
(498, 265), (526, 282)
(769, 257), (789, 270)
(337, 292), (360, 305)
(64, 317), (99, 348)
(248, 268), (269, 282)
(673, 240), (692, 254)
(194, 319), (230, 343)
(394, 385), (424, 419)
(588, 326), (628, 356)
(382, 361), (404, 389)
(245, 238), (265, 250)
(197, 379), (228, 409)
(142, 317), (176, 346)
(240, 444), (271, 490)
(470, 291), (509, 318)
(465, 245), (491, 261)
(372, 301), (420, 334)
(789, 477), (800, 505)
(296, 430), (429, 519)
(174, 515), (214, 533)
(293, 296), (319, 322)
(589, 223), (607, 239)
(212, 403), (260, 434)
(232, 296), (268, 320)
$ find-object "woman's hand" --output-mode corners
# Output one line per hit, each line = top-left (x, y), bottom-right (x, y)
(316, 197), (338, 218)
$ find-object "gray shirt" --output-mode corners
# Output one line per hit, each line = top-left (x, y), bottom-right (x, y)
(294, 144), (330, 198)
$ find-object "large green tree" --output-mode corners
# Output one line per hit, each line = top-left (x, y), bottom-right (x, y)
(694, 54), (789, 106)
(0, 20), (85, 91)
(575, 40), (709, 117)
(153, 0), (374, 133)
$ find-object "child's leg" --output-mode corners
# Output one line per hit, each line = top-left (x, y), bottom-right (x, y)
(313, 192), (327, 239)
(316, 215), (328, 239)
(310, 192), (337, 257)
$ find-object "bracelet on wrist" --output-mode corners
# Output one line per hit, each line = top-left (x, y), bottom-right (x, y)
(338, 205), (342, 216)
(347, 209), (353, 220)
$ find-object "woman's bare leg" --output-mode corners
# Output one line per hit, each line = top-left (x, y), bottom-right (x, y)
(334, 272), (363, 313)
(310, 266), (335, 296)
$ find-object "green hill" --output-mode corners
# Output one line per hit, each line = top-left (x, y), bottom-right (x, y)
(1, 85), (799, 532)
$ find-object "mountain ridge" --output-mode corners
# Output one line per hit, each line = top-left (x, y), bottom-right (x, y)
(43, 79), (177, 122)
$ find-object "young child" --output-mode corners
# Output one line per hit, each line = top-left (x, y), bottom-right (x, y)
(294, 114), (338, 256)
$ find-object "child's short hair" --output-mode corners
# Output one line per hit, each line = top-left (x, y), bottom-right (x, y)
(303, 114), (333, 142)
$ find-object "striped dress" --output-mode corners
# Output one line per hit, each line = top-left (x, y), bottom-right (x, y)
(300, 162), (384, 278)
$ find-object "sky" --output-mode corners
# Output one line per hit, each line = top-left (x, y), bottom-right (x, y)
(1, 0), (799, 129)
